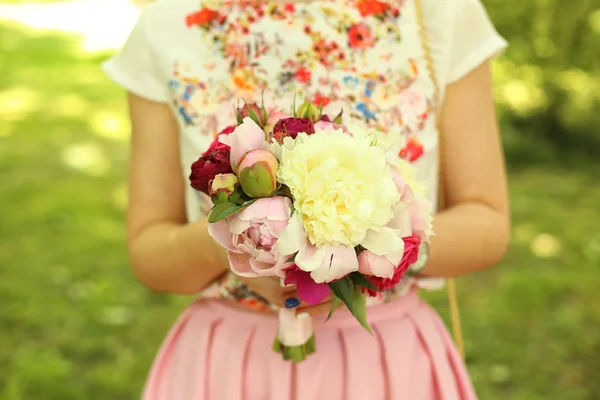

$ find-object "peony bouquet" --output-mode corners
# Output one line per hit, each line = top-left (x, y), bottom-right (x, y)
(189, 99), (433, 362)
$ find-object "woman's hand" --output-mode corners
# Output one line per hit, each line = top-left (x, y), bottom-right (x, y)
(237, 276), (335, 316)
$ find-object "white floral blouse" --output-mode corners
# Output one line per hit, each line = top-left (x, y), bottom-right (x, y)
(103, 0), (507, 311)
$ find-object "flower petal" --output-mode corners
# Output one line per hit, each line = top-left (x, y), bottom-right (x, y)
(249, 257), (276, 276)
(238, 197), (292, 222)
(295, 242), (327, 273)
(358, 251), (396, 279)
(309, 246), (359, 283)
(361, 227), (405, 256)
(387, 203), (413, 236)
(274, 213), (306, 257)
(229, 217), (251, 235)
(284, 268), (331, 305)
(227, 251), (258, 277)
(226, 117), (266, 169)
(207, 218), (238, 252)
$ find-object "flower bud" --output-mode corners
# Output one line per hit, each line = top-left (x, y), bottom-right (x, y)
(296, 101), (321, 122)
(209, 173), (241, 204)
(237, 150), (279, 198)
(239, 103), (267, 127)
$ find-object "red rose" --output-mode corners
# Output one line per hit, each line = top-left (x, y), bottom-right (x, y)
(189, 148), (233, 195)
(365, 234), (422, 296)
(208, 125), (235, 152)
(271, 117), (315, 143)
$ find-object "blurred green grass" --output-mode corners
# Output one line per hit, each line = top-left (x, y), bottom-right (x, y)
(1, 12), (599, 400)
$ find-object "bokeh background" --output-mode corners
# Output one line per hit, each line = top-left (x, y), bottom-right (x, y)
(1, 0), (599, 399)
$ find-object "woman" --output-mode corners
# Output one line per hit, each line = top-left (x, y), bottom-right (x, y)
(103, 0), (510, 398)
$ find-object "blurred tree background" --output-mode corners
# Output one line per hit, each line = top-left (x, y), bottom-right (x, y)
(0, 0), (599, 399)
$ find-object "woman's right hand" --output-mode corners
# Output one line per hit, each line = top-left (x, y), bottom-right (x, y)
(237, 276), (335, 316)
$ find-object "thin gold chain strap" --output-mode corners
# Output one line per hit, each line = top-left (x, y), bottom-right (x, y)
(414, 0), (465, 359)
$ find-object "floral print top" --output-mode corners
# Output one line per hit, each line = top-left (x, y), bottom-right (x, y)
(103, 0), (507, 311)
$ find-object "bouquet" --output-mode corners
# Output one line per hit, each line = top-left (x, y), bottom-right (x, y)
(189, 99), (433, 362)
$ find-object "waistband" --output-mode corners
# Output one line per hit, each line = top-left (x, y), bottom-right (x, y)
(196, 287), (423, 331)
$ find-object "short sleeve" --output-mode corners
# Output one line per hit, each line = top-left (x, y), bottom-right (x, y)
(447, 0), (508, 83)
(102, 6), (169, 103)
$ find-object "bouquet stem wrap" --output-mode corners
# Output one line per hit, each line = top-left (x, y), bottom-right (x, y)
(272, 309), (316, 362)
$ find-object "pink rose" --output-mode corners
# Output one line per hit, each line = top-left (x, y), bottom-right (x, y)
(218, 117), (266, 170)
(208, 196), (292, 277)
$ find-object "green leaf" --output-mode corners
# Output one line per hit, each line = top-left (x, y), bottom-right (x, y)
(247, 107), (262, 127)
(276, 185), (293, 199)
(208, 201), (241, 223)
(286, 253), (297, 263)
(349, 272), (381, 292)
(326, 295), (341, 321)
(329, 278), (372, 334)
(292, 94), (297, 118)
(207, 199), (256, 223)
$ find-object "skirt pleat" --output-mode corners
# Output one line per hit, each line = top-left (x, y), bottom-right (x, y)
(142, 291), (477, 400)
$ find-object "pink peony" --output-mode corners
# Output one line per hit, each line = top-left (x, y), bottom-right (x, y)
(208, 196), (292, 277)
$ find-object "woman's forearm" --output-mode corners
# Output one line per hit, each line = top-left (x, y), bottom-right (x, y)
(128, 218), (229, 295)
(423, 202), (510, 277)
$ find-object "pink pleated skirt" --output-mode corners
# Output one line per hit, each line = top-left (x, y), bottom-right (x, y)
(143, 290), (477, 400)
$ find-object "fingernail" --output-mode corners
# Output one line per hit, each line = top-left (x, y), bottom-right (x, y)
(284, 297), (301, 309)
